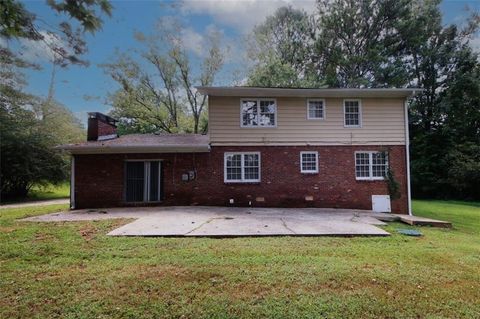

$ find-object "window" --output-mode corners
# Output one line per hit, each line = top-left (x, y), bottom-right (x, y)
(307, 99), (325, 120)
(344, 99), (361, 127)
(241, 99), (276, 127)
(355, 152), (388, 180)
(125, 161), (161, 202)
(300, 152), (319, 173)
(224, 152), (260, 182)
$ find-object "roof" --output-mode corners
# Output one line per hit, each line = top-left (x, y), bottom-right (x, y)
(57, 134), (210, 154)
(196, 86), (422, 98)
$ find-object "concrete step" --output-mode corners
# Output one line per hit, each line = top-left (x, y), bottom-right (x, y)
(396, 215), (452, 228)
(367, 213), (401, 222)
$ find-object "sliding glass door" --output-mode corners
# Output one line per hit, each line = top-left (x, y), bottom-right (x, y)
(125, 161), (161, 202)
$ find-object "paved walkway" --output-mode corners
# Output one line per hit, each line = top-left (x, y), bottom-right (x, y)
(22, 206), (390, 237)
(0, 198), (69, 209)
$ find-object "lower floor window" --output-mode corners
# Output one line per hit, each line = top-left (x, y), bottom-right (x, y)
(224, 152), (260, 182)
(355, 151), (388, 180)
(125, 161), (161, 202)
(300, 151), (319, 173)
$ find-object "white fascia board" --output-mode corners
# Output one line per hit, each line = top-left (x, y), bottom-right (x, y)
(196, 86), (423, 98)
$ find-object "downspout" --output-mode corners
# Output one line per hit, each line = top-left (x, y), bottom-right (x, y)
(404, 98), (412, 216)
(70, 155), (75, 209)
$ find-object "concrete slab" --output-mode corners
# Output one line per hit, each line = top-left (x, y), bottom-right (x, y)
(22, 206), (391, 237)
(397, 215), (452, 228)
(279, 217), (388, 236)
(366, 213), (402, 222)
(187, 216), (293, 237)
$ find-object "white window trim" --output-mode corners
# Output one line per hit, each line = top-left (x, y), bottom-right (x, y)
(240, 98), (277, 128)
(224, 152), (261, 183)
(306, 99), (326, 120)
(354, 151), (388, 181)
(300, 151), (319, 173)
(343, 99), (362, 128)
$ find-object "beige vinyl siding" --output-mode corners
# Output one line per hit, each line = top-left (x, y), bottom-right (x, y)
(209, 96), (406, 145)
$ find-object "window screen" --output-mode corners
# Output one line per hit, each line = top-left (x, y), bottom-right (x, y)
(224, 153), (260, 182)
(125, 162), (145, 202)
(355, 152), (388, 180)
(301, 152), (319, 173)
(308, 100), (324, 119)
(344, 100), (360, 126)
(125, 161), (161, 202)
(241, 99), (276, 127)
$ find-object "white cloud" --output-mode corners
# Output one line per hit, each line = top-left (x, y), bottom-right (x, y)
(19, 31), (70, 63)
(179, 24), (240, 63)
(181, 27), (206, 56)
(470, 35), (480, 53)
(181, 0), (316, 33)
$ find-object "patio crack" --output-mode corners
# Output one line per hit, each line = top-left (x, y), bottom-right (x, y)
(280, 218), (296, 234)
(184, 217), (227, 235)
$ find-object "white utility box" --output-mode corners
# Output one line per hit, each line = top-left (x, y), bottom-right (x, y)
(372, 195), (391, 213)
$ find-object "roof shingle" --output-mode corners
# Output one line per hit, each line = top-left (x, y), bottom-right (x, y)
(57, 134), (210, 154)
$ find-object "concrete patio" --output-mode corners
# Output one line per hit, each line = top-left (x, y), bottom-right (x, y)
(22, 206), (391, 237)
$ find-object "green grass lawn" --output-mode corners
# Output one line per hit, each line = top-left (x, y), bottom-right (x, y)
(0, 200), (479, 318)
(1, 183), (70, 205)
(27, 182), (70, 201)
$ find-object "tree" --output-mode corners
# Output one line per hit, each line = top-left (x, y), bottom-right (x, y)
(247, 56), (307, 88)
(1, 0), (112, 107)
(247, 6), (318, 87)
(0, 0), (112, 200)
(0, 83), (84, 199)
(1, 0), (112, 63)
(103, 18), (225, 134)
(410, 47), (480, 199)
(0, 61), (84, 200)
(102, 52), (184, 134)
(316, 0), (413, 87)
(248, 1), (411, 88)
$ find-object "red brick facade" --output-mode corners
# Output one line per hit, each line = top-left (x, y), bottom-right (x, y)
(73, 145), (408, 214)
(87, 117), (117, 141)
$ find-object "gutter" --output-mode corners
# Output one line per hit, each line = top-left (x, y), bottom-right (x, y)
(70, 156), (75, 209)
(57, 144), (211, 154)
(404, 98), (413, 216)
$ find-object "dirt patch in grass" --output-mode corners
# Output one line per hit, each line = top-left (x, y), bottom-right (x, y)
(79, 224), (97, 241)
(0, 226), (17, 233)
(77, 219), (133, 241)
(34, 232), (55, 242)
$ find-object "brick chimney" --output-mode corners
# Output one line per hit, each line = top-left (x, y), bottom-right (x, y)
(87, 112), (118, 141)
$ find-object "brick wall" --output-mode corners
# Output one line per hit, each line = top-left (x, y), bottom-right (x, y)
(97, 120), (117, 137)
(87, 117), (117, 141)
(73, 145), (408, 213)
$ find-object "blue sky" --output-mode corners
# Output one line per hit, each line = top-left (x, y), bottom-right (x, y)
(14, 0), (480, 124)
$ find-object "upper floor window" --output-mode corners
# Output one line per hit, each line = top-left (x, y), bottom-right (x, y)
(241, 99), (276, 127)
(300, 151), (319, 173)
(224, 152), (261, 183)
(344, 99), (362, 127)
(307, 99), (325, 120)
(355, 151), (388, 180)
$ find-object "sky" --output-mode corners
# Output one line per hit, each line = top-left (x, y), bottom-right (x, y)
(13, 0), (480, 124)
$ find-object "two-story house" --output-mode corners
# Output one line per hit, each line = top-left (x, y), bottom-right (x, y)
(60, 87), (419, 214)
